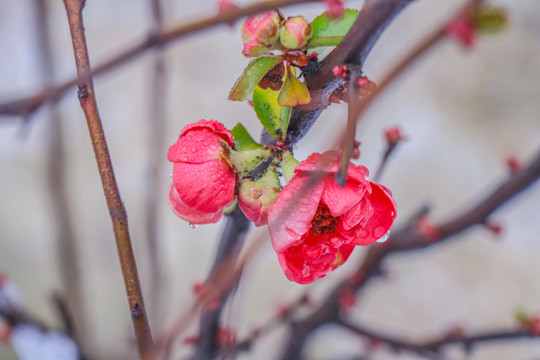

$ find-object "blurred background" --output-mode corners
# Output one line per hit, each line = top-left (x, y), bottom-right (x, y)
(0, 0), (539, 359)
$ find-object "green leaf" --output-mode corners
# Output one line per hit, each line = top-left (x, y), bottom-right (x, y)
(277, 71), (311, 107)
(253, 86), (291, 140)
(231, 123), (264, 151)
(307, 9), (359, 49)
(228, 56), (283, 101)
(475, 7), (507, 34)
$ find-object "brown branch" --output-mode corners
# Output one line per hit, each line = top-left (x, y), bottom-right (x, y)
(335, 0), (487, 181)
(280, 147), (540, 359)
(285, 0), (416, 145)
(62, 0), (153, 358)
(338, 318), (540, 358)
(0, 0), (316, 118)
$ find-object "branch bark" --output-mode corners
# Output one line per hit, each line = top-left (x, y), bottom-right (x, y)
(280, 148), (540, 359)
(62, 0), (153, 358)
(0, 0), (317, 118)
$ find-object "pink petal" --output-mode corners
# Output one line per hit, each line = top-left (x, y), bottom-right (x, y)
(179, 119), (233, 146)
(294, 151), (370, 183)
(341, 197), (373, 231)
(168, 184), (223, 224)
(173, 160), (236, 214)
(321, 178), (367, 217)
(268, 175), (325, 253)
(168, 129), (224, 164)
(353, 182), (396, 246)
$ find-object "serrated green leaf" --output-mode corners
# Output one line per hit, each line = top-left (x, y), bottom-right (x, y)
(277, 71), (311, 107)
(307, 9), (359, 49)
(228, 56), (283, 101)
(231, 123), (264, 151)
(253, 86), (291, 140)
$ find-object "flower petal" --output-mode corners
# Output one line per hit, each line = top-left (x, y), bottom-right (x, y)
(179, 119), (234, 146)
(353, 182), (397, 245)
(173, 160), (236, 214)
(168, 184), (223, 224)
(321, 178), (367, 217)
(268, 175), (325, 253)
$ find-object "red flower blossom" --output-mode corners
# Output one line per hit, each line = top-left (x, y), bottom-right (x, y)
(167, 120), (236, 224)
(267, 151), (396, 284)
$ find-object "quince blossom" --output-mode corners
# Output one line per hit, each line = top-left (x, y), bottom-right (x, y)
(167, 120), (236, 224)
(267, 151), (396, 284)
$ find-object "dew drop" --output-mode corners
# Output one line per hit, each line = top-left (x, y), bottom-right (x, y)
(189, 223), (198, 229)
(169, 173), (173, 180)
(264, 104), (269, 109)
(376, 230), (391, 243)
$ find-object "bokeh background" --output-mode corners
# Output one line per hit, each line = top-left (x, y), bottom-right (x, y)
(0, 0), (539, 359)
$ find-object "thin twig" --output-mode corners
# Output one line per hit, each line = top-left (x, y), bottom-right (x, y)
(338, 318), (540, 358)
(280, 147), (540, 359)
(336, 0), (486, 182)
(0, 0), (316, 118)
(62, 1), (153, 358)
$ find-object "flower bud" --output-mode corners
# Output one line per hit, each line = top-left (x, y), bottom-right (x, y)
(279, 16), (312, 50)
(167, 120), (236, 224)
(238, 167), (281, 226)
(241, 11), (282, 57)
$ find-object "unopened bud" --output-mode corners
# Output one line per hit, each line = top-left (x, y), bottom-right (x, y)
(238, 167), (281, 226)
(279, 16), (312, 50)
(242, 11), (282, 57)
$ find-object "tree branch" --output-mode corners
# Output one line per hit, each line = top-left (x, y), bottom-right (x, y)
(279, 147), (540, 359)
(62, 1), (153, 358)
(0, 0), (317, 118)
(338, 318), (540, 358)
(193, 206), (251, 360)
(285, 0), (415, 145)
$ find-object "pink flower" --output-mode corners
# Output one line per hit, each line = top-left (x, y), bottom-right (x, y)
(167, 120), (236, 224)
(267, 151), (396, 284)
(241, 11), (282, 57)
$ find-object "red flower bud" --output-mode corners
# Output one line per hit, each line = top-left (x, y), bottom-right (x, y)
(505, 155), (522, 172)
(242, 11), (282, 57)
(167, 120), (236, 224)
(332, 65), (348, 79)
(323, 0), (345, 19)
(446, 17), (476, 49)
(383, 125), (405, 147)
(267, 151), (396, 284)
(338, 288), (357, 311)
(279, 16), (312, 50)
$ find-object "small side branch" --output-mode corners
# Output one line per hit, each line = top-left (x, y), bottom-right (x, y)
(338, 318), (539, 358)
(0, 0), (317, 118)
(62, 0), (153, 358)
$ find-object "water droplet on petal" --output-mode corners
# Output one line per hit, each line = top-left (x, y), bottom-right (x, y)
(376, 230), (391, 243)
(189, 223), (198, 229)
(169, 173), (173, 180)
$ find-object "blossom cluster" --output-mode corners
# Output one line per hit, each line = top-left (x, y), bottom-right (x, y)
(241, 11), (312, 57)
(168, 120), (396, 284)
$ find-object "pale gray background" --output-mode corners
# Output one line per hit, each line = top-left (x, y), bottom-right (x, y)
(0, 0), (539, 359)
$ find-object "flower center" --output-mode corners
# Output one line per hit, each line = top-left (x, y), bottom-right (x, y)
(311, 204), (338, 235)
